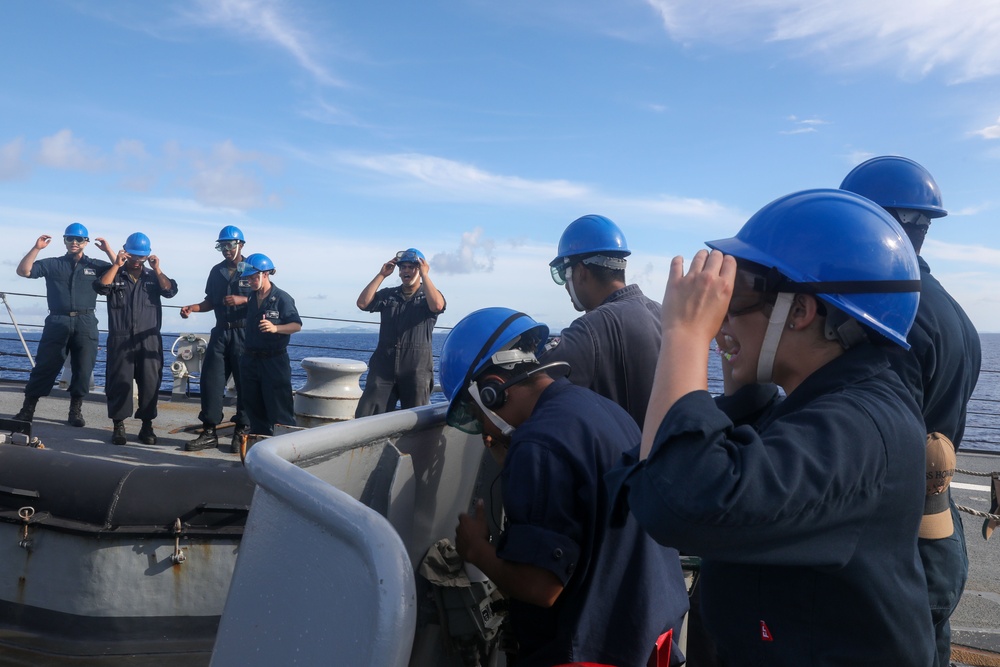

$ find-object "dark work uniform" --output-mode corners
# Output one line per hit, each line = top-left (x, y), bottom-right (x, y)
(199, 260), (253, 428)
(240, 284), (301, 435)
(24, 254), (111, 399)
(499, 378), (688, 667)
(539, 284), (661, 426)
(355, 285), (444, 417)
(95, 268), (178, 421)
(887, 256), (982, 667)
(608, 344), (934, 667)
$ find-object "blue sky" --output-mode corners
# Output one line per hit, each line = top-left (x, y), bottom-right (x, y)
(2, 0), (999, 335)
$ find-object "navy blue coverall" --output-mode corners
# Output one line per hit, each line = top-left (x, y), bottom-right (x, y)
(24, 254), (111, 399)
(539, 284), (661, 427)
(240, 284), (301, 435)
(355, 285), (444, 417)
(499, 378), (688, 667)
(95, 268), (177, 421)
(888, 256), (982, 666)
(608, 344), (935, 667)
(198, 260), (253, 428)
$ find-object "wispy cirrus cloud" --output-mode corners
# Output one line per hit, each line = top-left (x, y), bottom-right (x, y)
(338, 152), (590, 202)
(333, 151), (741, 227)
(187, 0), (341, 86)
(644, 0), (1000, 83)
(780, 115), (829, 135)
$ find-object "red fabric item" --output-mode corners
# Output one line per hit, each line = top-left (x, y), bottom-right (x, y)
(554, 628), (673, 667)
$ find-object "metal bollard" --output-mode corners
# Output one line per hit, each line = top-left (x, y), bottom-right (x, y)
(293, 357), (367, 427)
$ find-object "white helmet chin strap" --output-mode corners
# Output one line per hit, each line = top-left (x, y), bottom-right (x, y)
(468, 381), (517, 437)
(564, 266), (586, 312)
(756, 292), (794, 384)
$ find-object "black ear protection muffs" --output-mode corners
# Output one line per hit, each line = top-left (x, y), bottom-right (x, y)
(475, 361), (572, 411)
(477, 374), (509, 409)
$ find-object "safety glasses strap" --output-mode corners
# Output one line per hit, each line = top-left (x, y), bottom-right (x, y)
(756, 292), (793, 384)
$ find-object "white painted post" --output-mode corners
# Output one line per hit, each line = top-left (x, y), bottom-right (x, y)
(293, 358), (367, 427)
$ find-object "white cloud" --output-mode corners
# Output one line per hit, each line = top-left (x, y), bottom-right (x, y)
(431, 227), (497, 275)
(299, 97), (364, 126)
(644, 0), (1000, 83)
(333, 151), (741, 227)
(338, 152), (589, 202)
(187, 140), (282, 211)
(0, 138), (29, 180)
(973, 116), (1000, 139)
(923, 238), (1000, 266)
(115, 139), (149, 161)
(844, 149), (877, 166)
(38, 129), (105, 171)
(189, 0), (341, 86)
(781, 115), (829, 134)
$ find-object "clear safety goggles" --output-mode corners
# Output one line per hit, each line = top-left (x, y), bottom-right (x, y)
(550, 262), (575, 286)
(124, 253), (148, 263)
(236, 262), (272, 277)
(216, 240), (242, 252)
(727, 265), (778, 318)
(550, 255), (627, 285)
(63, 236), (88, 244)
(395, 250), (421, 264)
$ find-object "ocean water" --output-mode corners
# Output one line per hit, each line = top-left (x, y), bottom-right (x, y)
(0, 329), (997, 450)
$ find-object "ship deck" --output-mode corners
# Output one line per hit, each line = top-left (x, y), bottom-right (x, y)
(1, 383), (999, 665)
(0, 381), (242, 466)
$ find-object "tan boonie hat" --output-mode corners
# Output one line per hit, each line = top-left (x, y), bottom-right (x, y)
(919, 432), (956, 540)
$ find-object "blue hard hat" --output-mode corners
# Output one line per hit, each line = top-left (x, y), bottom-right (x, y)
(239, 253), (275, 277)
(395, 248), (425, 264)
(64, 222), (89, 239)
(441, 308), (549, 432)
(550, 214), (630, 267)
(840, 156), (947, 219)
(123, 232), (151, 257)
(217, 225), (246, 243)
(706, 189), (920, 348)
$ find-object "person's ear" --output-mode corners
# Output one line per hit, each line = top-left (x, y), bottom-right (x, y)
(788, 294), (820, 330)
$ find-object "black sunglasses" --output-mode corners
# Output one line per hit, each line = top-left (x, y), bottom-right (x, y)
(64, 236), (88, 244)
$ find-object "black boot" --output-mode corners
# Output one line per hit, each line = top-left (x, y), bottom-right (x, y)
(68, 397), (86, 427)
(138, 420), (157, 445)
(229, 425), (250, 454)
(14, 396), (38, 422)
(112, 420), (127, 446)
(185, 424), (218, 451)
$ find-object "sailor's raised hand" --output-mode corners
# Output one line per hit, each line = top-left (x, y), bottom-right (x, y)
(661, 249), (736, 344)
(379, 259), (397, 278)
(35, 235), (52, 250)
